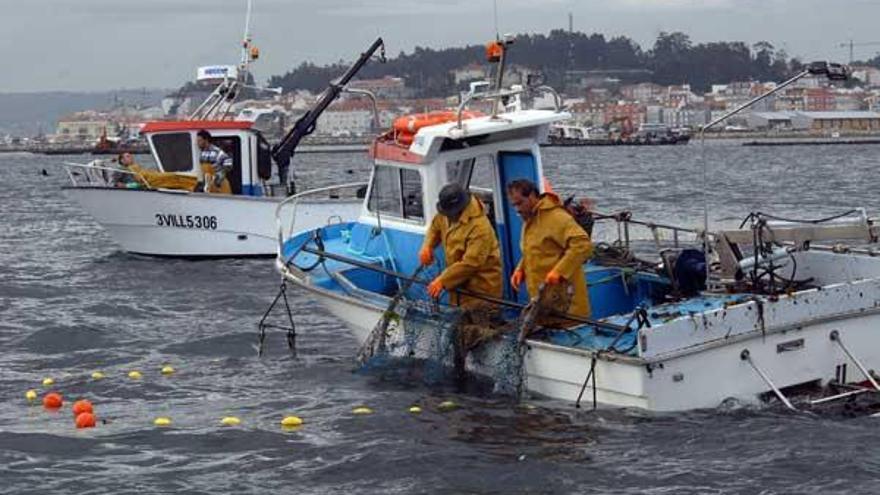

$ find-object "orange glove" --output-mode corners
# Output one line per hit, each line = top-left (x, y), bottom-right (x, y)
(419, 246), (434, 266)
(510, 268), (525, 291)
(427, 277), (445, 298)
(545, 269), (564, 285)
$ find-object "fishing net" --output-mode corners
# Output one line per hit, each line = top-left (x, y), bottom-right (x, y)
(359, 295), (534, 397)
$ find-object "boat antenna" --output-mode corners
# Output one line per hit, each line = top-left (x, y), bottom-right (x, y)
(493, 0), (499, 40)
(241, 0), (253, 69)
(697, 61), (849, 289)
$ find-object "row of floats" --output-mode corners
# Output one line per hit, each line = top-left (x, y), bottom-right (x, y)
(23, 366), (461, 431)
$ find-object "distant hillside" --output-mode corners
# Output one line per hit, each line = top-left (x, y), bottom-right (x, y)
(0, 89), (167, 137)
(268, 30), (803, 97)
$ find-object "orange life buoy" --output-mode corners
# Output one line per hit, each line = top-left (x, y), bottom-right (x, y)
(391, 110), (483, 146)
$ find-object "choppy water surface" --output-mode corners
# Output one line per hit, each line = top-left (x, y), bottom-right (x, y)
(3, 144), (880, 494)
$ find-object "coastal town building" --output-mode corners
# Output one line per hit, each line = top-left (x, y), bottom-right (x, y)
(790, 111), (880, 131)
(746, 111), (796, 130)
(55, 119), (120, 143)
(620, 82), (664, 103)
(851, 66), (880, 87)
(348, 76), (414, 99)
(452, 64), (488, 85)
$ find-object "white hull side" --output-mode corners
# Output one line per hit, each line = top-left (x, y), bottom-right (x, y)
(526, 312), (880, 411)
(64, 187), (360, 257)
(284, 267), (880, 411)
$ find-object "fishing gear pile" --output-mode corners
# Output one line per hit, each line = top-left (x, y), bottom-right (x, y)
(359, 293), (531, 397)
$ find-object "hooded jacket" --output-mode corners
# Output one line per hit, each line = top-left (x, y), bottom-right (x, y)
(516, 193), (592, 320)
(422, 195), (503, 308)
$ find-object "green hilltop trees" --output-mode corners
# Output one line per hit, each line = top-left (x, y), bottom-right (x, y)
(267, 31), (806, 96)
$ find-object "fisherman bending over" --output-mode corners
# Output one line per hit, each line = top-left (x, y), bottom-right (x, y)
(507, 179), (593, 328)
(419, 183), (504, 373)
(196, 130), (233, 194)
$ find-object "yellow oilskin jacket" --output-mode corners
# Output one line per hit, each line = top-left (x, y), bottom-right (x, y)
(422, 195), (503, 308)
(517, 193), (593, 320)
(128, 164), (199, 191)
(200, 163), (232, 194)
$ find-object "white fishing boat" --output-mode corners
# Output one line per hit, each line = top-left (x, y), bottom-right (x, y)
(274, 43), (871, 411)
(60, 7), (386, 257)
(62, 120), (365, 257)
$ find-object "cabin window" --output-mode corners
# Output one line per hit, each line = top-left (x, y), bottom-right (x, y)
(446, 155), (498, 224)
(446, 158), (474, 186)
(367, 165), (424, 222)
(368, 165), (403, 217)
(152, 133), (193, 172)
(446, 155), (495, 190)
(401, 169), (424, 221)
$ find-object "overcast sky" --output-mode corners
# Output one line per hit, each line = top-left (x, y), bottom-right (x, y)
(1, 0), (879, 92)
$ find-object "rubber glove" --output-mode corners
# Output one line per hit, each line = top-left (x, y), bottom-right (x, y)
(419, 246), (434, 266)
(510, 268), (525, 291)
(427, 277), (444, 298)
(545, 269), (564, 285)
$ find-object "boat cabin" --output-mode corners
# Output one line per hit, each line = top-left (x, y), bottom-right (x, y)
(363, 109), (561, 301)
(141, 120), (274, 196)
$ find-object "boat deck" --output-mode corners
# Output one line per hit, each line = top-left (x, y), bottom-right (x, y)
(543, 294), (750, 356)
(284, 225), (760, 358)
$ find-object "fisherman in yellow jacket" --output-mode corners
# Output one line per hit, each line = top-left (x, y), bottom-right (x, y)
(420, 183), (503, 307)
(507, 179), (593, 326)
(419, 183), (504, 360)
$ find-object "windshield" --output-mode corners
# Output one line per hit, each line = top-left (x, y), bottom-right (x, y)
(151, 133), (194, 172)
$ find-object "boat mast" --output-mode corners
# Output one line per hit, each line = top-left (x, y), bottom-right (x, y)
(189, 0), (259, 121)
(241, 0), (253, 70)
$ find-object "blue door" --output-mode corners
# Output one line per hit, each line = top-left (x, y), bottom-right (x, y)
(496, 151), (539, 301)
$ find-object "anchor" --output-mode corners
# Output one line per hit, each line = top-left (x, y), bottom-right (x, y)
(257, 281), (297, 357)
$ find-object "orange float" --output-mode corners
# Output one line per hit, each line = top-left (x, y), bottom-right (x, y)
(72, 400), (94, 417)
(75, 412), (96, 429)
(391, 110), (483, 146)
(43, 392), (63, 409)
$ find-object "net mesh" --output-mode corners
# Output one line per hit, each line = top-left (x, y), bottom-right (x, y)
(360, 296), (530, 397)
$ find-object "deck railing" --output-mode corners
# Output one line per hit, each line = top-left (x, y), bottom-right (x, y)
(589, 210), (711, 251)
(274, 182), (367, 259)
(62, 161), (153, 189)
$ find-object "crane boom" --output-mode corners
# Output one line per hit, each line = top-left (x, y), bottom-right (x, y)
(272, 37), (385, 193)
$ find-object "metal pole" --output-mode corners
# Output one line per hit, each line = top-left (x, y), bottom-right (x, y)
(698, 69), (812, 290)
(241, 0), (253, 66)
(830, 330), (880, 391)
(740, 349), (797, 411)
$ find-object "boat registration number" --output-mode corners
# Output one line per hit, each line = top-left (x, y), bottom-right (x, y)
(155, 213), (218, 230)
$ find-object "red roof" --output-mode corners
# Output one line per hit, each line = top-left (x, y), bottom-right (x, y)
(140, 120), (254, 134)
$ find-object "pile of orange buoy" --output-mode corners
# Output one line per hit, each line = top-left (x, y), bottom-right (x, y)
(39, 391), (97, 428)
(72, 399), (96, 428)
